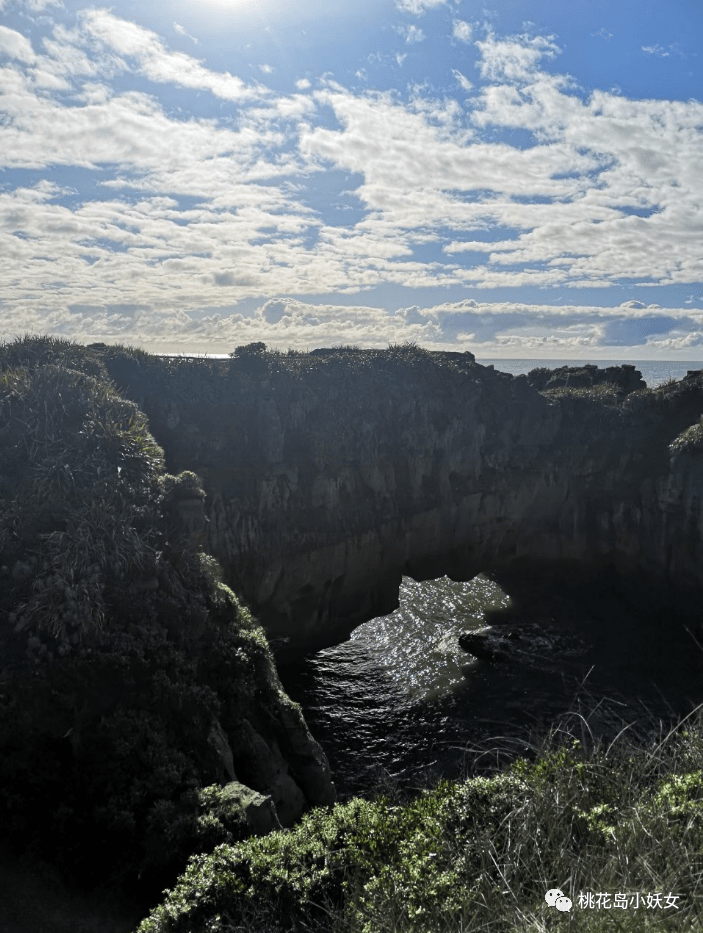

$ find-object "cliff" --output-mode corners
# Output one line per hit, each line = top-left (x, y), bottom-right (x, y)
(99, 345), (703, 659)
(0, 338), (335, 907)
(4, 336), (703, 917)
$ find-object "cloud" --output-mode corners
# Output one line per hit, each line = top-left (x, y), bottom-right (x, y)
(642, 44), (675, 57)
(4, 295), (702, 358)
(452, 20), (472, 44)
(0, 12), (701, 346)
(173, 22), (198, 44)
(395, 0), (447, 14)
(394, 304), (435, 325)
(397, 24), (425, 43)
(475, 33), (560, 82)
(452, 69), (473, 91)
(80, 9), (266, 101)
(17, 0), (61, 10)
(0, 25), (36, 63)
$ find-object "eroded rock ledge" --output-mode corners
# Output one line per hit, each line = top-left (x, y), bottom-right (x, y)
(100, 345), (703, 659)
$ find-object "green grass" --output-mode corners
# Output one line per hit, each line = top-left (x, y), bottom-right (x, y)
(138, 702), (703, 933)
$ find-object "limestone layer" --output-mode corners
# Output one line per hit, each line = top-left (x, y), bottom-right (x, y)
(104, 348), (703, 657)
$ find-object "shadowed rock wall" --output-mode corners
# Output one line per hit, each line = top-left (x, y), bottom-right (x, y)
(102, 349), (703, 658)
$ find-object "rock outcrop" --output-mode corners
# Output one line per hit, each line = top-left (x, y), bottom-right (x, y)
(100, 346), (703, 660)
(0, 338), (335, 904)
(526, 362), (647, 394)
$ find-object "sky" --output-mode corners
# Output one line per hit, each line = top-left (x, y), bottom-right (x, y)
(0, 0), (702, 358)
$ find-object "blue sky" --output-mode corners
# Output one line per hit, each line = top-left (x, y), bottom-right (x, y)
(0, 0), (702, 357)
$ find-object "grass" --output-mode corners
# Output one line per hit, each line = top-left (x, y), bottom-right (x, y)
(670, 417), (703, 452)
(137, 696), (703, 933)
(541, 382), (622, 400)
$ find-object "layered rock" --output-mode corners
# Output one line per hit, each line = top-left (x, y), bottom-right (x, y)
(100, 346), (703, 659)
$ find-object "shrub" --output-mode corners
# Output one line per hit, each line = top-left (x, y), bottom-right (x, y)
(670, 417), (703, 451)
(138, 704), (703, 932)
(229, 342), (267, 358)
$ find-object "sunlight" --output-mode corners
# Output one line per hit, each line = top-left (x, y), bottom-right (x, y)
(188, 0), (277, 10)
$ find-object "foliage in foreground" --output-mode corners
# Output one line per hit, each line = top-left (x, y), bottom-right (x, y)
(139, 705), (703, 933)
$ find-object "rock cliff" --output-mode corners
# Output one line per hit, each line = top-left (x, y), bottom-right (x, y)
(100, 345), (703, 659)
(0, 338), (335, 906)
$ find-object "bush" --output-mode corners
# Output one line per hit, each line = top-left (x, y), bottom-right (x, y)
(138, 704), (703, 932)
(670, 417), (703, 452)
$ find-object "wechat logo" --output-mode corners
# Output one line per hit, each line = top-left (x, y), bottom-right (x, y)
(545, 888), (572, 912)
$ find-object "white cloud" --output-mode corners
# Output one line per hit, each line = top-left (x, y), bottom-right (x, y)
(452, 19), (472, 44)
(452, 69), (473, 91)
(80, 10), (266, 101)
(19, 0), (61, 10)
(397, 24), (425, 43)
(0, 13), (701, 350)
(396, 0), (446, 14)
(642, 44), (670, 57)
(475, 33), (560, 82)
(0, 25), (36, 63)
(620, 300), (648, 310)
(173, 22), (198, 44)
(3, 295), (700, 358)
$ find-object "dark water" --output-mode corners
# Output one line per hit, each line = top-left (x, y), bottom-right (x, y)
(280, 574), (703, 800)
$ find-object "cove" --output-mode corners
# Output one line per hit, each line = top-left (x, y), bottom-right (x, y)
(279, 567), (703, 799)
(4, 339), (703, 929)
(98, 345), (703, 796)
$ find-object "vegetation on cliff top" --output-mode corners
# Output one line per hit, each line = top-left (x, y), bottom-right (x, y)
(139, 701), (703, 933)
(670, 416), (703, 452)
(0, 335), (325, 904)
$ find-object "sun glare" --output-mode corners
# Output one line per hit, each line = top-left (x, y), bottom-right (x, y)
(189, 0), (273, 9)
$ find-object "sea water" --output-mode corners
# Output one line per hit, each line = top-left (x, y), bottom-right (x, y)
(279, 360), (703, 800)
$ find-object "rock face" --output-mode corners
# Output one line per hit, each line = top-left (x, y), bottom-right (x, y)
(101, 347), (703, 658)
(526, 362), (646, 394)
